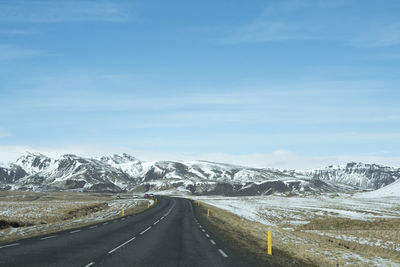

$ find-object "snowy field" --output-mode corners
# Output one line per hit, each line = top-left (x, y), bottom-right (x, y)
(0, 192), (152, 243)
(193, 193), (400, 266)
(194, 193), (400, 226)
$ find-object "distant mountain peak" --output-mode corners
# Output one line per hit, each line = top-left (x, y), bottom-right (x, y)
(100, 153), (140, 165)
(15, 152), (52, 175)
(307, 162), (399, 189)
(17, 151), (49, 160)
(1, 152), (399, 195)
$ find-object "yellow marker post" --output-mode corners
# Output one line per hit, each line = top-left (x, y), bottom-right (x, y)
(122, 208), (124, 217)
(207, 208), (210, 217)
(267, 231), (272, 255)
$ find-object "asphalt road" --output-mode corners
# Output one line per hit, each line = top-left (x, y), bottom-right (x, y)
(0, 197), (250, 267)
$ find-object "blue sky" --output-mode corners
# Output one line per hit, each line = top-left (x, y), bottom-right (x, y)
(0, 0), (400, 168)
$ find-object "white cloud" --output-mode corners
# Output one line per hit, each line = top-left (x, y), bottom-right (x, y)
(219, 20), (318, 44)
(0, 29), (38, 35)
(219, 0), (400, 48)
(352, 23), (400, 48)
(195, 150), (400, 170)
(0, 45), (44, 61)
(218, 0), (341, 44)
(0, 0), (131, 23)
(0, 129), (11, 138)
(2, 75), (397, 127)
(0, 145), (399, 170)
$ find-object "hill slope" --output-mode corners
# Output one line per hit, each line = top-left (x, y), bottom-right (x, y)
(0, 153), (398, 195)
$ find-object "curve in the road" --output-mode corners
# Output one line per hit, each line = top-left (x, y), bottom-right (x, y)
(0, 197), (250, 267)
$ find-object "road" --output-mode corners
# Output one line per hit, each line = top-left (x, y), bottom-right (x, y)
(0, 197), (250, 267)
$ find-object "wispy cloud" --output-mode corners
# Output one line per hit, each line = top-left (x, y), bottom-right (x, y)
(0, 44), (44, 60)
(1, 73), (398, 127)
(0, 0), (131, 23)
(219, 0), (400, 48)
(1, 145), (400, 170)
(218, 0), (340, 44)
(0, 29), (38, 35)
(193, 150), (400, 169)
(0, 129), (11, 138)
(352, 23), (400, 48)
(219, 20), (319, 44)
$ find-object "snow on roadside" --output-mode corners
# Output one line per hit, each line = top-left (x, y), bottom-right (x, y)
(0, 198), (148, 242)
(193, 194), (400, 226)
(192, 194), (400, 265)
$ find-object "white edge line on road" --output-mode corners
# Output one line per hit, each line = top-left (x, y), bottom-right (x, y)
(70, 229), (81, 234)
(84, 262), (95, 267)
(202, 229), (205, 232)
(210, 239), (216, 245)
(121, 218), (125, 220)
(218, 249), (228, 258)
(40, 235), (57, 240)
(140, 226), (151, 235)
(108, 236), (136, 254)
(0, 243), (20, 249)
(89, 225), (97, 229)
(103, 222), (108, 225)
(154, 220), (160, 225)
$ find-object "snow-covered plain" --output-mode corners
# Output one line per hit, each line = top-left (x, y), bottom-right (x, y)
(0, 196), (152, 243)
(193, 193), (400, 266)
(357, 179), (400, 198)
(194, 194), (400, 226)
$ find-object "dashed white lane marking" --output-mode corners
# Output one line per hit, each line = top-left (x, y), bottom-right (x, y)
(89, 225), (97, 229)
(40, 235), (57, 240)
(70, 229), (81, 234)
(218, 249), (228, 258)
(140, 226), (151, 235)
(161, 216), (165, 220)
(108, 236), (136, 254)
(84, 262), (95, 267)
(154, 220), (160, 225)
(103, 222), (109, 225)
(210, 239), (216, 245)
(201, 229), (205, 232)
(205, 233), (210, 238)
(0, 243), (20, 249)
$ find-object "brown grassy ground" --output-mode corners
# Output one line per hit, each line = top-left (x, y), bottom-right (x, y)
(193, 200), (400, 266)
(192, 200), (317, 267)
(0, 191), (155, 244)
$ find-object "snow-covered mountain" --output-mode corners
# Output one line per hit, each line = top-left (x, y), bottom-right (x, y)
(303, 162), (400, 189)
(357, 179), (400, 198)
(0, 152), (398, 195)
(0, 152), (133, 192)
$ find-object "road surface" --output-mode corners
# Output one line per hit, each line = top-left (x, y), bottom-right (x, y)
(0, 197), (250, 266)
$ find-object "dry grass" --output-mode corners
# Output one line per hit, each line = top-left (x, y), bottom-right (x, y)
(193, 201), (317, 267)
(194, 201), (400, 266)
(297, 217), (400, 263)
(0, 191), (155, 244)
(299, 217), (400, 231)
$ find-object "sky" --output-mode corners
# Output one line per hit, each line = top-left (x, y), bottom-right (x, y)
(0, 0), (400, 169)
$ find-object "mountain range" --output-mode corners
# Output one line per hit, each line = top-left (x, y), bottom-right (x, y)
(0, 152), (399, 196)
